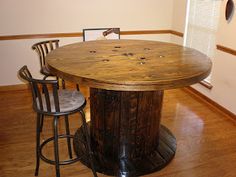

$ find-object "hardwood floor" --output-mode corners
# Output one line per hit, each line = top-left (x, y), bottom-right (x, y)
(0, 87), (236, 177)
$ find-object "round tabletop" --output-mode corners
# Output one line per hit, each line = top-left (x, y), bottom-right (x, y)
(46, 39), (212, 91)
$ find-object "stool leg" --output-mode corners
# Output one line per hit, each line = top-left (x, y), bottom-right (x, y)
(64, 115), (73, 159)
(80, 110), (98, 177)
(53, 116), (60, 177)
(40, 115), (44, 132)
(76, 84), (80, 91)
(35, 113), (41, 176)
(56, 77), (60, 89)
(62, 79), (65, 89)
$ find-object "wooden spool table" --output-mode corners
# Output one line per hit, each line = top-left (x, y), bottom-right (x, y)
(46, 39), (212, 176)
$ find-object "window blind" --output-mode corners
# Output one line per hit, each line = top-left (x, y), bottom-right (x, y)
(184, 0), (221, 82)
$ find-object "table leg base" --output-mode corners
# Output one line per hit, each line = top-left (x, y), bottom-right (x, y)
(73, 124), (176, 176)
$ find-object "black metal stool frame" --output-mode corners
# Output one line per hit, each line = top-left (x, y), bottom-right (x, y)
(18, 65), (97, 177)
(32, 40), (80, 133)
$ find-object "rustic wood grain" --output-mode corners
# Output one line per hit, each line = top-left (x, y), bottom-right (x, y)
(46, 39), (212, 176)
(74, 89), (176, 176)
(46, 39), (212, 91)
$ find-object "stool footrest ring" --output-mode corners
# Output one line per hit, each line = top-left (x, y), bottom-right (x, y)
(39, 134), (84, 165)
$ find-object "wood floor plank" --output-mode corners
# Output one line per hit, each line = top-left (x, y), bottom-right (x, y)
(0, 87), (236, 177)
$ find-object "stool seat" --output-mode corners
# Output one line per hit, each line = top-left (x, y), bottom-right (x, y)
(37, 90), (85, 113)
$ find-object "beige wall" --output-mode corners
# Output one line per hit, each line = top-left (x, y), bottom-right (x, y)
(171, 0), (236, 114)
(171, 0), (187, 44)
(0, 0), (173, 34)
(0, 38), (82, 85)
(0, 0), (174, 85)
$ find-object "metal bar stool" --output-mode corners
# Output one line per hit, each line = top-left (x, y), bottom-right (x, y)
(18, 65), (97, 177)
(32, 40), (80, 132)
(32, 39), (80, 90)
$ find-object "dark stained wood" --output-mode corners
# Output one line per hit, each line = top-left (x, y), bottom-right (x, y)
(73, 89), (176, 176)
(46, 39), (212, 91)
(74, 124), (176, 176)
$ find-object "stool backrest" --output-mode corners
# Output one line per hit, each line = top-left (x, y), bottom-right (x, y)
(83, 28), (120, 41)
(32, 40), (59, 71)
(19, 65), (60, 114)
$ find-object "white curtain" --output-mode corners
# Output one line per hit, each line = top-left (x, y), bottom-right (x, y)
(184, 0), (221, 82)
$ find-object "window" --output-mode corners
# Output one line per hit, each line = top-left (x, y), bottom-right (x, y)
(184, 0), (221, 83)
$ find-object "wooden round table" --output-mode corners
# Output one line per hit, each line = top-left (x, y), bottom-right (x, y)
(46, 39), (212, 177)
